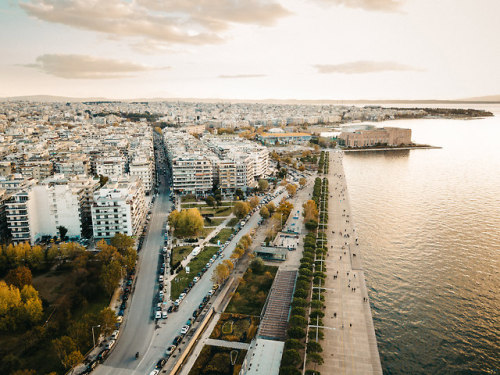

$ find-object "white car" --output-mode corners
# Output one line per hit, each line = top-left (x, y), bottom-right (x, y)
(193, 276), (200, 283)
(149, 370), (159, 375)
(155, 311), (162, 319)
(106, 339), (116, 350)
(111, 330), (119, 339)
(180, 325), (190, 334)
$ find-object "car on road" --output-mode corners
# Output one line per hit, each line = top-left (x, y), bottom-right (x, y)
(116, 316), (123, 323)
(166, 345), (176, 357)
(173, 335), (182, 345)
(162, 311), (168, 319)
(156, 358), (166, 369)
(167, 305), (173, 313)
(155, 311), (162, 319)
(149, 370), (159, 375)
(105, 340), (116, 350)
(180, 325), (190, 334)
(179, 293), (186, 300)
(193, 276), (199, 283)
(111, 330), (119, 339)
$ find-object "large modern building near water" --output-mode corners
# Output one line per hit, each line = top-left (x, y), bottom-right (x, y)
(339, 127), (412, 148)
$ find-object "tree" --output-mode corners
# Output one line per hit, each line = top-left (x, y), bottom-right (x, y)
(249, 196), (260, 209)
(258, 179), (269, 192)
(100, 259), (122, 296)
(266, 201), (276, 215)
(5, 266), (32, 289)
(98, 174), (109, 187)
(222, 259), (234, 273)
(250, 257), (265, 274)
(307, 353), (324, 365)
(235, 188), (245, 200)
(307, 341), (323, 353)
(66, 350), (84, 369)
(303, 200), (319, 222)
(305, 220), (318, 230)
(259, 206), (270, 219)
(298, 165), (306, 172)
(289, 315), (308, 328)
(21, 285), (43, 324)
(282, 349), (301, 366)
(233, 201), (251, 219)
(57, 226), (68, 241)
(286, 183), (297, 197)
(285, 338), (304, 350)
(52, 336), (78, 369)
(280, 367), (301, 375)
(110, 233), (135, 254)
(11, 370), (36, 375)
(154, 126), (162, 134)
(99, 307), (117, 337)
(299, 177), (307, 187)
(212, 263), (230, 284)
(205, 196), (216, 207)
(287, 326), (305, 339)
(169, 208), (204, 238)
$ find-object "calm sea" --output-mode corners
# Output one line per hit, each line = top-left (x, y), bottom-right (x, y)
(343, 105), (500, 374)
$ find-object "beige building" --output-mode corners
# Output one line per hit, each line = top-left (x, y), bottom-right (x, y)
(339, 127), (412, 148)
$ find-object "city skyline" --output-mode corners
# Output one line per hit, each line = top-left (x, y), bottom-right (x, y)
(1, 0), (500, 100)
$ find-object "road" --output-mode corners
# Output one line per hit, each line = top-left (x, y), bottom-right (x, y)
(94, 135), (288, 375)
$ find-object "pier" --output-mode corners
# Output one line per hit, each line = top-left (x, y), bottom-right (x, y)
(315, 150), (382, 374)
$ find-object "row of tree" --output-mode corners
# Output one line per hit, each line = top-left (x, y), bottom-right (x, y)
(212, 234), (252, 284)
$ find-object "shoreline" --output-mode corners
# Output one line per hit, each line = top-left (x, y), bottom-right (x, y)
(342, 145), (441, 152)
(316, 150), (382, 374)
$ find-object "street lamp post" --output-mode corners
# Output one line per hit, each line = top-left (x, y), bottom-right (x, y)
(92, 325), (101, 348)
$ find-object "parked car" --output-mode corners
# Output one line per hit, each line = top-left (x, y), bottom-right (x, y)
(156, 358), (166, 369)
(166, 345), (176, 357)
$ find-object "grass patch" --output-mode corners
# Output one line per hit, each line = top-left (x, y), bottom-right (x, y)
(210, 313), (260, 343)
(226, 217), (240, 227)
(209, 228), (234, 245)
(201, 227), (214, 238)
(204, 217), (225, 227)
(171, 246), (220, 300)
(225, 265), (278, 316)
(214, 207), (233, 217)
(171, 245), (194, 265)
(181, 196), (198, 203)
(188, 345), (247, 375)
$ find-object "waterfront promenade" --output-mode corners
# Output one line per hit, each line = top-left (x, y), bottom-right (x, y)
(315, 150), (382, 374)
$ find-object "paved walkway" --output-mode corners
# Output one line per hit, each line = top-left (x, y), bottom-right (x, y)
(313, 150), (382, 375)
(205, 339), (251, 350)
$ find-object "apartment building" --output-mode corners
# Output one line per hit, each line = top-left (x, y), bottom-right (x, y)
(95, 155), (127, 179)
(55, 154), (90, 176)
(218, 155), (255, 194)
(91, 177), (146, 240)
(171, 155), (213, 196)
(129, 157), (154, 194)
(21, 159), (54, 180)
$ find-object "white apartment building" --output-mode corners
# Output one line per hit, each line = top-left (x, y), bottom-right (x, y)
(5, 178), (84, 244)
(55, 155), (90, 176)
(218, 155), (255, 194)
(129, 157), (154, 193)
(171, 155), (213, 196)
(95, 155), (127, 179)
(91, 177), (146, 240)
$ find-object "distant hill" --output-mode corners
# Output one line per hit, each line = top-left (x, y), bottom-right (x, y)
(1, 94), (499, 104)
(458, 95), (500, 102)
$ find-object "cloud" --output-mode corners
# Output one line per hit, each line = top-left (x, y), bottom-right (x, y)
(19, 0), (290, 46)
(318, 0), (403, 12)
(314, 61), (422, 74)
(218, 74), (267, 79)
(23, 54), (163, 79)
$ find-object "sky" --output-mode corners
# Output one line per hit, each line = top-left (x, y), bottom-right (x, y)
(0, 0), (499, 100)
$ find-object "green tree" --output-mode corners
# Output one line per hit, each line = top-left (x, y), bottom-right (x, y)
(57, 226), (68, 241)
(307, 341), (323, 353)
(285, 338), (304, 350)
(99, 307), (117, 337)
(289, 315), (308, 328)
(287, 326), (305, 339)
(249, 257), (265, 274)
(233, 201), (251, 219)
(110, 233), (135, 254)
(280, 367), (301, 375)
(282, 349), (301, 366)
(5, 266), (32, 289)
(205, 196), (216, 207)
(259, 206), (270, 219)
(52, 336), (78, 369)
(307, 353), (324, 365)
(100, 259), (122, 296)
(258, 179), (269, 192)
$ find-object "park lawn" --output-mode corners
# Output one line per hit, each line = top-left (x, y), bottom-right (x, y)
(204, 217), (225, 227)
(225, 265), (278, 316)
(209, 228), (233, 244)
(188, 345), (247, 375)
(171, 245), (194, 266)
(213, 207), (233, 217)
(181, 195), (198, 203)
(171, 246), (220, 300)
(201, 227), (214, 238)
(226, 217), (239, 227)
(209, 313), (260, 343)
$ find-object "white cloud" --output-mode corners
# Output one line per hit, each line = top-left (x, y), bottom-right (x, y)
(24, 54), (164, 79)
(315, 61), (421, 74)
(20, 0), (290, 46)
(317, 0), (403, 12)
